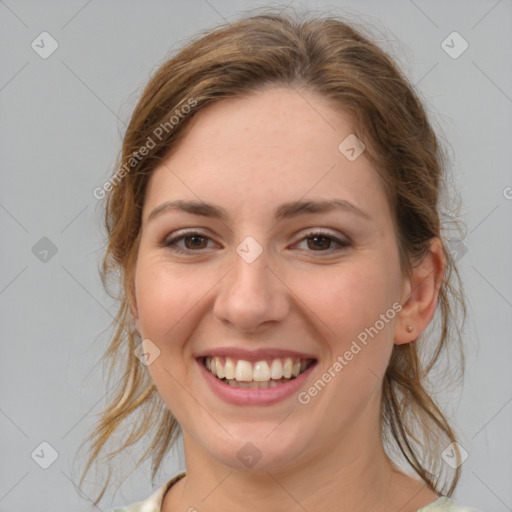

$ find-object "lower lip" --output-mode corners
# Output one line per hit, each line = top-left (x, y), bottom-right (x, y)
(198, 359), (317, 406)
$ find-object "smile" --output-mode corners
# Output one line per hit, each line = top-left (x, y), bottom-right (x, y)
(202, 356), (316, 389)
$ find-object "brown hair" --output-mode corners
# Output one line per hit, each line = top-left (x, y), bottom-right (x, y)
(78, 8), (466, 505)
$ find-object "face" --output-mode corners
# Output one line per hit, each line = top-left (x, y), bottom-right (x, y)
(132, 86), (409, 474)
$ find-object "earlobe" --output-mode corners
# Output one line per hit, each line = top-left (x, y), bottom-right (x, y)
(394, 238), (445, 345)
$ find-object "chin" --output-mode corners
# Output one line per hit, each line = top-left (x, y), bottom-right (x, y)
(197, 423), (312, 473)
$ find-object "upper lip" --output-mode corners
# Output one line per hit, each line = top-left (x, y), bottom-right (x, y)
(195, 347), (317, 362)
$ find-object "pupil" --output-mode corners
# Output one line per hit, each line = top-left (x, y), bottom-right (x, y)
(186, 235), (205, 249)
(309, 235), (329, 250)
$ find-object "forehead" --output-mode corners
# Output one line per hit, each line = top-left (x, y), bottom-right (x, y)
(142, 86), (389, 223)
(168, 85), (354, 164)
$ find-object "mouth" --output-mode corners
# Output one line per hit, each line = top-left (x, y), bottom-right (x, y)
(199, 356), (317, 389)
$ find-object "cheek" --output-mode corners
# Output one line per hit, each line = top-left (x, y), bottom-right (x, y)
(295, 259), (399, 339)
(296, 259), (401, 394)
(133, 258), (204, 417)
(134, 256), (209, 338)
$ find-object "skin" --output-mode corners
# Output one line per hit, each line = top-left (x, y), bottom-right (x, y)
(130, 86), (444, 512)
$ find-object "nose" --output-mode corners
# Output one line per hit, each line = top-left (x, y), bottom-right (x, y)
(213, 248), (289, 333)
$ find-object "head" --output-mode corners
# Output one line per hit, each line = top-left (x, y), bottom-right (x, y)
(80, 10), (465, 504)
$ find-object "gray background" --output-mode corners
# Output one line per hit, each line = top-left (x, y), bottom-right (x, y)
(1, 0), (511, 511)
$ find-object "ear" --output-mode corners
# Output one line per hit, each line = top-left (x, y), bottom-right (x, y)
(394, 238), (445, 345)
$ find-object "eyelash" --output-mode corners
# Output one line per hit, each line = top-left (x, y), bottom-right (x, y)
(162, 229), (350, 255)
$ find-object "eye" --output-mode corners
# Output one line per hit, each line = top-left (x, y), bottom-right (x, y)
(162, 229), (350, 255)
(294, 230), (350, 253)
(162, 231), (215, 254)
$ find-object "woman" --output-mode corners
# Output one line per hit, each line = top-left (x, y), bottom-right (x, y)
(80, 10), (479, 512)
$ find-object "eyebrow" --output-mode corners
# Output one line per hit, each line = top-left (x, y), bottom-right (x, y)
(147, 198), (371, 223)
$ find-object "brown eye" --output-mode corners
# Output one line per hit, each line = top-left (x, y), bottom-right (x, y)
(306, 235), (333, 251)
(295, 231), (350, 253)
(182, 234), (208, 250)
(162, 231), (214, 254)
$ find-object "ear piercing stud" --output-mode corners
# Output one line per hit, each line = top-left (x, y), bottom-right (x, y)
(406, 325), (414, 333)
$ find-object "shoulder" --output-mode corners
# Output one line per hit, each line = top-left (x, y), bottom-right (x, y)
(108, 472), (186, 512)
(418, 497), (482, 511)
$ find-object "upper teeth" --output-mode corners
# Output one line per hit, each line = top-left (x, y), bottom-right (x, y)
(205, 356), (311, 382)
